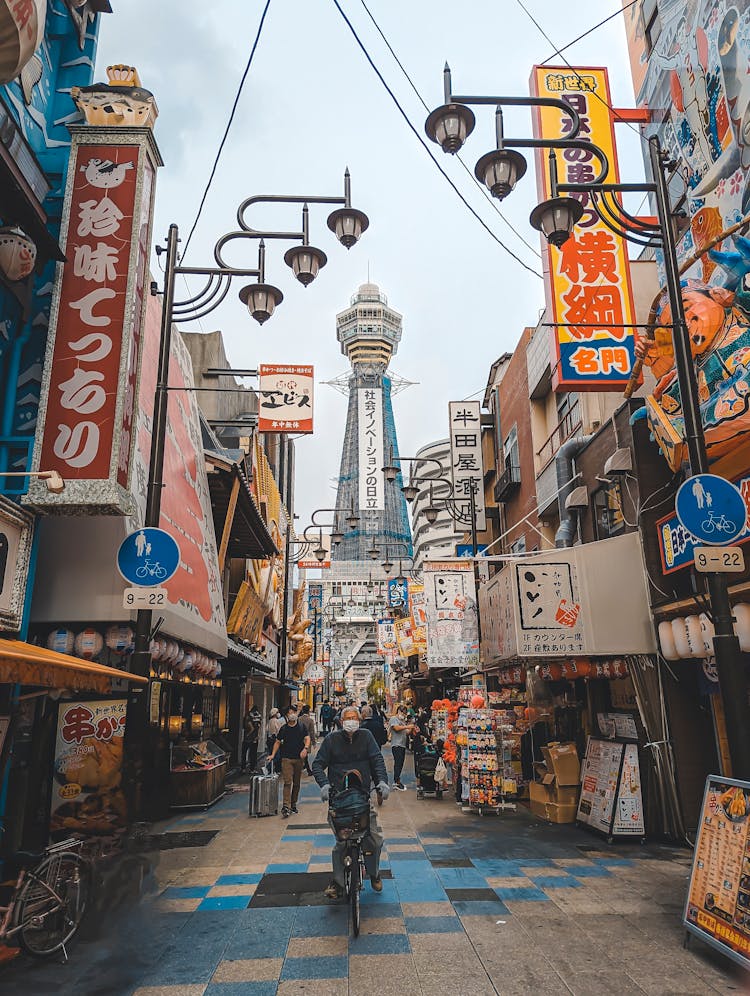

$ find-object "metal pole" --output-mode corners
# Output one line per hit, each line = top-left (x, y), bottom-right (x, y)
(125, 223), (179, 820)
(470, 481), (482, 647)
(279, 508), (293, 706)
(650, 136), (750, 779)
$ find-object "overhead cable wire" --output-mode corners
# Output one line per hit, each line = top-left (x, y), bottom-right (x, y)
(182, 0), (273, 259)
(330, 0), (543, 279)
(539, 1), (639, 66)
(356, 0), (542, 260)
(514, 0), (645, 142)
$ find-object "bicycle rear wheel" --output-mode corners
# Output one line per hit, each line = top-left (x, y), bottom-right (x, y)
(350, 849), (361, 937)
(16, 852), (88, 957)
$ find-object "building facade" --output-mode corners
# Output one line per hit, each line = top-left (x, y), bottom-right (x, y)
(410, 438), (464, 567)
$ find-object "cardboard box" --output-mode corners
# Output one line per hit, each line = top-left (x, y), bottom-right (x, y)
(529, 781), (578, 823)
(540, 743), (580, 786)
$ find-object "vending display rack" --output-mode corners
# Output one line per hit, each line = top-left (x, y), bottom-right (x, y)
(461, 708), (516, 815)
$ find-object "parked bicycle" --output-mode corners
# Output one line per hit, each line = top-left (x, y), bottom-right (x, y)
(328, 780), (371, 937)
(0, 838), (88, 959)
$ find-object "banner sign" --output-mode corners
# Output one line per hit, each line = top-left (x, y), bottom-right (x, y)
(358, 387), (384, 511)
(684, 775), (750, 969)
(31, 130), (160, 512)
(530, 66), (637, 392)
(408, 582), (427, 626)
(377, 617), (397, 656)
(395, 615), (427, 657)
(448, 401), (486, 531)
(50, 699), (127, 838)
(387, 577), (408, 608)
(258, 364), (314, 433)
(423, 560), (479, 669)
(658, 474), (750, 573)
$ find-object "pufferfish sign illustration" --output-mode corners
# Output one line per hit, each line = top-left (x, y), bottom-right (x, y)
(80, 157), (135, 189)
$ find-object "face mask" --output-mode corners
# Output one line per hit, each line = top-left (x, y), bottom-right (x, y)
(343, 719), (359, 734)
(287, 716), (297, 725)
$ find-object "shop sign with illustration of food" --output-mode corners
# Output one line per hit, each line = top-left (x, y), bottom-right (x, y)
(685, 776), (750, 968)
(50, 699), (127, 837)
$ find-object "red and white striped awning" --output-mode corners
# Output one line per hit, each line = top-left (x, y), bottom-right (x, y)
(0, 0), (45, 85)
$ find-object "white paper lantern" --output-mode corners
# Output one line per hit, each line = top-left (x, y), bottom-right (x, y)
(685, 616), (704, 659)
(0, 227), (36, 281)
(671, 618), (692, 660)
(699, 613), (715, 656)
(733, 603), (750, 652)
(106, 624), (134, 655)
(74, 628), (103, 660)
(47, 628), (74, 655)
(182, 649), (194, 672)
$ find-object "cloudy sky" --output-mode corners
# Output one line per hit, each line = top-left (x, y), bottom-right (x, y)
(95, 1), (643, 527)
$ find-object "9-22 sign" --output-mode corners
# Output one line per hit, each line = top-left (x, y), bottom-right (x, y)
(693, 547), (746, 573)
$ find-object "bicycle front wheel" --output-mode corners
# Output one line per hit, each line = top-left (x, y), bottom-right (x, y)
(350, 851), (361, 937)
(16, 852), (89, 957)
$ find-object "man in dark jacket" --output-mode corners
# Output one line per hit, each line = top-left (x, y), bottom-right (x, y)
(312, 706), (389, 899)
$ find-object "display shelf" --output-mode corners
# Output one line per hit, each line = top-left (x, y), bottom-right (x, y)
(169, 739), (227, 809)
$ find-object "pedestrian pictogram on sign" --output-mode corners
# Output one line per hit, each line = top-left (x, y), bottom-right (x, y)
(117, 528), (180, 587)
(675, 475), (747, 547)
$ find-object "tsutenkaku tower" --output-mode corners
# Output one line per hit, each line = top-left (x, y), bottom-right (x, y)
(332, 283), (412, 562)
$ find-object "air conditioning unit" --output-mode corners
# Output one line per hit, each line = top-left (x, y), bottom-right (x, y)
(565, 486), (589, 510)
(604, 447), (632, 475)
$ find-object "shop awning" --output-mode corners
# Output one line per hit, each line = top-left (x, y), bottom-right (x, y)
(0, 639), (147, 694)
(225, 637), (276, 675)
(205, 451), (278, 565)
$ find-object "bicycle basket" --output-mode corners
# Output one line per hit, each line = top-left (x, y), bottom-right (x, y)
(330, 784), (370, 841)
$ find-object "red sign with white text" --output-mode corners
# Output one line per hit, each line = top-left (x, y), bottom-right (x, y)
(39, 143), (141, 480)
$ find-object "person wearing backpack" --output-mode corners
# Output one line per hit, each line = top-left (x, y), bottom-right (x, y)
(241, 706), (261, 773)
(320, 700), (334, 735)
(312, 705), (389, 899)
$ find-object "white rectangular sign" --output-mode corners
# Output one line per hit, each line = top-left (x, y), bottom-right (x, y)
(694, 546), (745, 573)
(123, 586), (167, 609)
(359, 387), (384, 511)
(258, 364), (314, 433)
(448, 401), (486, 531)
(423, 561), (479, 669)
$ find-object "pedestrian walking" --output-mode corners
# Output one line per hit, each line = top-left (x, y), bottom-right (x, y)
(298, 704), (317, 775)
(266, 708), (283, 772)
(388, 704), (412, 791)
(320, 700), (334, 734)
(268, 706), (310, 818)
(241, 705), (261, 773)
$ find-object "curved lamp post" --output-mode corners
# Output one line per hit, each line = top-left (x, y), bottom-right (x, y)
(425, 63), (750, 778)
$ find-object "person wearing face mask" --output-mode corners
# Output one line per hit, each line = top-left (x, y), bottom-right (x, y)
(312, 706), (389, 899)
(269, 706), (311, 818)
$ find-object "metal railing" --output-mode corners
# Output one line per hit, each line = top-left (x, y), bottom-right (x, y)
(535, 400), (582, 470)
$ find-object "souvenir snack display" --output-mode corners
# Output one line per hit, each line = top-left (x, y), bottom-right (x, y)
(464, 708), (502, 809)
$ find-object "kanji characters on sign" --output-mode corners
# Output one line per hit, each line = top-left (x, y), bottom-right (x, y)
(257, 364), (314, 434)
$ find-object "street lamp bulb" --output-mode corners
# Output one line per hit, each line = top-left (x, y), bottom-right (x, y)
(331, 531), (344, 546)
(402, 484), (419, 503)
(382, 560), (393, 574)
(314, 546), (327, 562)
(327, 207), (369, 249)
(284, 244), (328, 286)
(238, 282), (284, 324)
(345, 512), (359, 530)
(368, 547), (380, 561)
(425, 102), (476, 154)
(474, 148), (527, 201)
(425, 506), (439, 525)
(529, 196), (584, 249)
(382, 464), (400, 483)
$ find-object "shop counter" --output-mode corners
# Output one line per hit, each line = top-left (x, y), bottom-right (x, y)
(169, 740), (227, 809)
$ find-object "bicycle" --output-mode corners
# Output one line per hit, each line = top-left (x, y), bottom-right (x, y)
(0, 838), (89, 960)
(328, 783), (370, 937)
(134, 560), (167, 579)
(701, 511), (737, 534)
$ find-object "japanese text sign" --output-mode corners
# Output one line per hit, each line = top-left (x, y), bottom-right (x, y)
(448, 401), (486, 531)
(387, 576), (408, 608)
(377, 617), (397, 655)
(258, 364), (314, 433)
(516, 561), (585, 656)
(531, 67), (637, 392)
(358, 387), (384, 511)
(424, 560), (479, 669)
(32, 130), (160, 512)
(50, 699), (127, 838)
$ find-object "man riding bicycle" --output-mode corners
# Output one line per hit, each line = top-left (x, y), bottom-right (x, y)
(311, 705), (389, 899)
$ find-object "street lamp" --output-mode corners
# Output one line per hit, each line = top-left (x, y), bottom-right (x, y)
(426, 64), (750, 779)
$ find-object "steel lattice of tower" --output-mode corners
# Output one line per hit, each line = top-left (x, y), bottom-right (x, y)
(331, 283), (413, 563)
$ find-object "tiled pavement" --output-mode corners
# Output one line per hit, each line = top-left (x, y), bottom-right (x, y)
(1, 764), (746, 995)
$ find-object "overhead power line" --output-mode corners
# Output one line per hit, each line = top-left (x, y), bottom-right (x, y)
(357, 0), (542, 260)
(330, 0), (543, 279)
(539, 1), (639, 66)
(182, 0), (273, 259)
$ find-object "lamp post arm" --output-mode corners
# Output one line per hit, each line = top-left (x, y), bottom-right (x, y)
(449, 92), (581, 140)
(505, 137), (610, 187)
(237, 193), (348, 232)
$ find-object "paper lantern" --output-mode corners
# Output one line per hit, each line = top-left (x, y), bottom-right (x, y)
(658, 620), (679, 660)
(182, 649), (194, 672)
(106, 625), (134, 655)
(685, 616), (704, 659)
(164, 640), (179, 663)
(0, 0), (46, 85)
(0, 227), (36, 281)
(699, 613), (715, 656)
(562, 659), (593, 680)
(74, 628), (103, 660)
(671, 618), (692, 660)
(47, 628), (74, 655)
(538, 662), (563, 681)
(733, 604), (750, 652)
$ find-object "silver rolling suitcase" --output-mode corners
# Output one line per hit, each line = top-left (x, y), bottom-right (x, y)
(249, 767), (279, 817)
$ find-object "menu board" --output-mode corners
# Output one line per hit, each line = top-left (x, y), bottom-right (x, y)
(684, 775), (750, 969)
(597, 712), (638, 741)
(577, 737), (644, 837)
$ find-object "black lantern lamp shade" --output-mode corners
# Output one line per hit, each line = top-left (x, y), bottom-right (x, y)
(284, 244), (328, 286)
(402, 484), (419, 503)
(314, 546), (327, 563)
(331, 530), (344, 546)
(424, 505), (440, 525)
(327, 207), (369, 249)
(474, 149), (527, 201)
(529, 196), (584, 248)
(425, 103), (476, 154)
(239, 282), (284, 324)
(382, 559), (394, 574)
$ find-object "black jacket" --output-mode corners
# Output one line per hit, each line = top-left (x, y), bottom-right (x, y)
(362, 716), (387, 747)
(312, 728), (387, 794)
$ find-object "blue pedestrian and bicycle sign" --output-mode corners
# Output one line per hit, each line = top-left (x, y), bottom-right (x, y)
(117, 528), (180, 586)
(675, 474), (747, 546)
